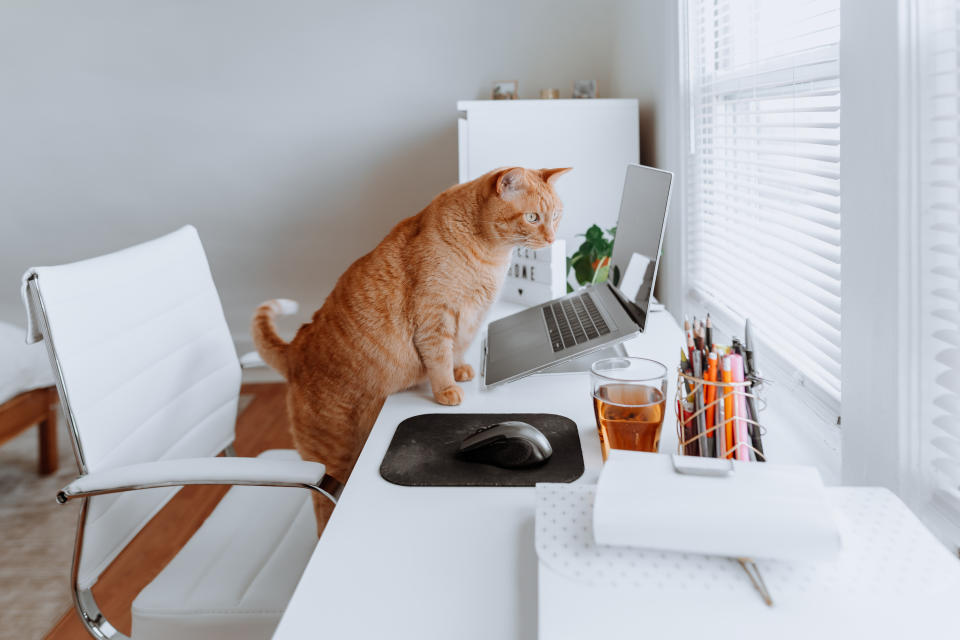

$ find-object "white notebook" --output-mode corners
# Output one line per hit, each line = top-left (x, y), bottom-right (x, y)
(536, 481), (960, 639)
(592, 450), (842, 561)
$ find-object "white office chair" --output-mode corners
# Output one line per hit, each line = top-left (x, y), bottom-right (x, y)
(21, 225), (340, 640)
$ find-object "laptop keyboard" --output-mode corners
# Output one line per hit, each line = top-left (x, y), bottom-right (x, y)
(542, 292), (610, 352)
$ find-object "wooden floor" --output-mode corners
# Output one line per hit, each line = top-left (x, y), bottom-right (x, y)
(45, 383), (293, 640)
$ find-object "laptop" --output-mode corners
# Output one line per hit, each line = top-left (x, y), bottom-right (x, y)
(482, 164), (673, 388)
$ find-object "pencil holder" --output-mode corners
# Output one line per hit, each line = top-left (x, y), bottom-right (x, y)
(674, 370), (768, 461)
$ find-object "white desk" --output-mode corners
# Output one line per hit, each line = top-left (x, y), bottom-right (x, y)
(272, 302), (682, 639)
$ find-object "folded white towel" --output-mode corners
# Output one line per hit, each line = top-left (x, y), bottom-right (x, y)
(593, 450), (842, 562)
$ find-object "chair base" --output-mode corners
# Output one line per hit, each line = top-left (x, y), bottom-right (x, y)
(75, 587), (129, 640)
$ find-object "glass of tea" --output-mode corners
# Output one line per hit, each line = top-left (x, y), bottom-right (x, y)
(591, 357), (668, 460)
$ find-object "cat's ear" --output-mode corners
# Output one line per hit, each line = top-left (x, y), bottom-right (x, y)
(496, 167), (527, 200)
(540, 167), (572, 184)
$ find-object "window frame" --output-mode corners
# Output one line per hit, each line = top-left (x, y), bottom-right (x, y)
(674, 0), (956, 549)
(899, 0), (960, 550)
(677, 0), (844, 476)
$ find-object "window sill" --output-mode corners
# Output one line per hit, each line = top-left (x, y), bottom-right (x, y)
(758, 378), (841, 485)
(682, 292), (842, 484)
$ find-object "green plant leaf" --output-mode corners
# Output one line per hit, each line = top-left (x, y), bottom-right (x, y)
(566, 282), (574, 293)
(593, 264), (609, 284)
(572, 255), (594, 285)
(585, 224), (603, 242)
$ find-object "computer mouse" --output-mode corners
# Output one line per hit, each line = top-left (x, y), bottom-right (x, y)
(457, 421), (553, 469)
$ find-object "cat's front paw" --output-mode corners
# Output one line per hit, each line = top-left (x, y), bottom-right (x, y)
(434, 384), (464, 406)
(453, 364), (475, 382)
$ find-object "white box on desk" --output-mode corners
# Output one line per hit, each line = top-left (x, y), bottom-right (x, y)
(500, 240), (566, 306)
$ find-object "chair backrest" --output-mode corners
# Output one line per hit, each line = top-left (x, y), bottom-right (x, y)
(23, 225), (241, 589)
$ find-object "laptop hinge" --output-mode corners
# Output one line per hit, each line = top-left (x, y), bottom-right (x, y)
(607, 283), (647, 330)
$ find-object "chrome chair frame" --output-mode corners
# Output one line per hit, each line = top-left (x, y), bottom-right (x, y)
(27, 275), (341, 640)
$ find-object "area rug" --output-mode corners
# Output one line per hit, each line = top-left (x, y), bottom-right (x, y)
(0, 395), (253, 639)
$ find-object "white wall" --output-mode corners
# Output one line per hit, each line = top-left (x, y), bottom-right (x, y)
(609, 0), (682, 320)
(0, 0), (679, 347)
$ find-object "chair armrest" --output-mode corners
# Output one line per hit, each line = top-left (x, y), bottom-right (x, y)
(57, 456), (342, 505)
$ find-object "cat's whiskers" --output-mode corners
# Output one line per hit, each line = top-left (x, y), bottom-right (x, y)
(498, 234), (541, 246)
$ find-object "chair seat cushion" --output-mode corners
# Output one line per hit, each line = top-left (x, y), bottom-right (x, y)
(0, 322), (53, 405)
(131, 450), (318, 640)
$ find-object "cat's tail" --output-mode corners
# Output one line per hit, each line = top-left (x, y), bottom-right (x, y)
(251, 298), (299, 378)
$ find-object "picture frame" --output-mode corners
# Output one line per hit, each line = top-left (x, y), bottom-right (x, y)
(492, 80), (518, 100)
(572, 79), (597, 99)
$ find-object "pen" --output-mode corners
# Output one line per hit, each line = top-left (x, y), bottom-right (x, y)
(744, 389), (764, 461)
(729, 353), (750, 462)
(687, 333), (695, 369)
(681, 400), (699, 456)
(716, 369), (726, 459)
(744, 319), (757, 378)
(743, 319), (766, 461)
(721, 355), (734, 460)
(705, 313), (713, 352)
(704, 351), (718, 455)
(680, 348), (693, 395)
(693, 353), (709, 457)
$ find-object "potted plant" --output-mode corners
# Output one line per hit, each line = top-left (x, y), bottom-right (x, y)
(566, 224), (619, 293)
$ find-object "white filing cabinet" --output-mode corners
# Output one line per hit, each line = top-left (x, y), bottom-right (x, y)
(457, 98), (640, 252)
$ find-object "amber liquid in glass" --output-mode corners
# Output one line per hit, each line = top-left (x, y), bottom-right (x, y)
(593, 383), (665, 459)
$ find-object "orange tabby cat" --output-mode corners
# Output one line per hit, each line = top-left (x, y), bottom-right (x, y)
(252, 166), (570, 534)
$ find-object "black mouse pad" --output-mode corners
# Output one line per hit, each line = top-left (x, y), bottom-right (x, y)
(379, 413), (584, 487)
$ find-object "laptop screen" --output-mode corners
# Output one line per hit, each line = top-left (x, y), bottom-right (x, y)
(607, 164), (673, 324)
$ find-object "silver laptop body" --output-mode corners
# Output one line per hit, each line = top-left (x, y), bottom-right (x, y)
(482, 164), (673, 388)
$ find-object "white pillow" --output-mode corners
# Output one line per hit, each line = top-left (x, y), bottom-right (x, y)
(0, 322), (55, 405)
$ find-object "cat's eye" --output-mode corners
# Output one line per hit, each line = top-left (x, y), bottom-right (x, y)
(524, 212), (541, 223)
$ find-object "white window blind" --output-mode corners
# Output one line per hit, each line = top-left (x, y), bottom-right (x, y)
(918, 0), (960, 542)
(685, 0), (841, 406)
